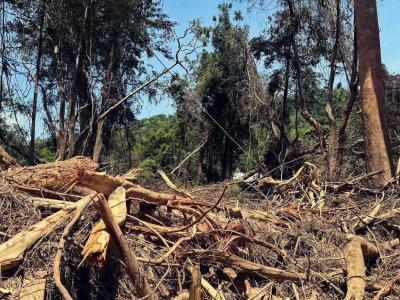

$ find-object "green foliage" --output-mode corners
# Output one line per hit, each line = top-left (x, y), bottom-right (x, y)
(193, 4), (252, 181)
(35, 138), (56, 162)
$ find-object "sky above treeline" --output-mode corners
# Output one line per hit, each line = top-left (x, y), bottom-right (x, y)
(137, 0), (400, 119)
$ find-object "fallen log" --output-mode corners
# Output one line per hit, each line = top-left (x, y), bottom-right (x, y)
(93, 193), (157, 300)
(3, 157), (98, 191)
(77, 170), (205, 205)
(343, 235), (379, 300)
(77, 170), (130, 195)
(0, 192), (96, 272)
(81, 187), (127, 265)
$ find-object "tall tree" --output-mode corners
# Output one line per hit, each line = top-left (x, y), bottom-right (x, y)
(354, 0), (393, 186)
(195, 4), (251, 182)
(29, 0), (45, 164)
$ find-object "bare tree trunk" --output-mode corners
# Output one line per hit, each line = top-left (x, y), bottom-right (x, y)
(355, 0), (394, 186)
(325, 0), (341, 179)
(337, 25), (358, 174)
(29, 0), (45, 165)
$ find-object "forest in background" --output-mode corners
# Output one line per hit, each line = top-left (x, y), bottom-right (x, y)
(1, 0), (399, 186)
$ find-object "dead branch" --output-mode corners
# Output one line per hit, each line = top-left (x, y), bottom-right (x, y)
(0, 192), (97, 272)
(158, 170), (194, 199)
(184, 250), (306, 281)
(93, 193), (157, 300)
(189, 265), (201, 300)
(372, 272), (400, 300)
(81, 187), (127, 265)
(53, 193), (95, 300)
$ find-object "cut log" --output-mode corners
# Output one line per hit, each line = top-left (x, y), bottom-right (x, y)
(3, 157), (98, 191)
(81, 187), (127, 265)
(0, 192), (96, 272)
(93, 193), (157, 300)
(343, 235), (379, 300)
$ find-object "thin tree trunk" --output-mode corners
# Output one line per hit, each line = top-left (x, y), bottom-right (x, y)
(355, 0), (394, 186)
(287, 0), (325, 153)
(29, 0), (45, 164)
(337, 25), (358, 173)
(92, 118), (105, 163)
(67, 5), (88, 158)
(325, 0), (341, 179)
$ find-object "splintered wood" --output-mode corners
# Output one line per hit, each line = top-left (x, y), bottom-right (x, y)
(81, 187), (127, 265)
(0, 150), (400, 299)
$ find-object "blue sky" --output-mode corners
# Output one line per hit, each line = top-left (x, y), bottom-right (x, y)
(137, 0), (400, 119)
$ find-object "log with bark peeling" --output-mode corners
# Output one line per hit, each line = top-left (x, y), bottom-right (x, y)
(3, 156), (98, 191)
(0, 192), (96, 272)
(81, 187), (127, 265)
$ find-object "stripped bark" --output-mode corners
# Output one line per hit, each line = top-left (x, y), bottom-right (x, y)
(3, 157), (98, 191)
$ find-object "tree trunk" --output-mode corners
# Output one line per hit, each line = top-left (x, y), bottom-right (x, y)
(325, 0), (340, 179)
(355, 0), (394, 186)
(29, 0), (45, 164)
(67, 5), (89, 158)
(287, 0), (326, 154)
(336, 20), (358, 175)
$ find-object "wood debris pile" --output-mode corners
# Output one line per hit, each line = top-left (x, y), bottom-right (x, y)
(0, 151), (400, 299)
